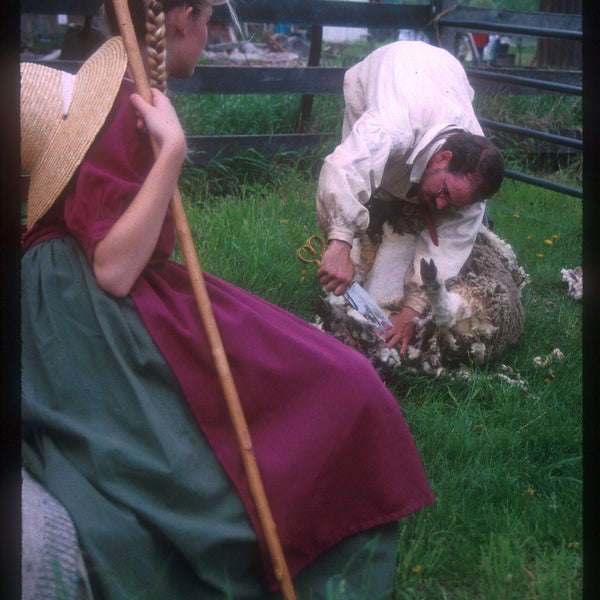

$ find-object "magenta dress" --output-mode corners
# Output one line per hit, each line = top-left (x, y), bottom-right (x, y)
(22, 80), (433, 598)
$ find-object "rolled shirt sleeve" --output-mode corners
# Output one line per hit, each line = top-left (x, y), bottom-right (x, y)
(316, 109), (414, 245)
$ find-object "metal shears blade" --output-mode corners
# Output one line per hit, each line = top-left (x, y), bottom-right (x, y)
(343, 282), (393, 330)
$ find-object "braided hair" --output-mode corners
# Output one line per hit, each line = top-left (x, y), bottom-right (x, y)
(103, 1), (213, 91)
(144, 1), (167, 91)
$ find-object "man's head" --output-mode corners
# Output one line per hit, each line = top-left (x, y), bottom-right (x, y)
(418, 133), (504, 211)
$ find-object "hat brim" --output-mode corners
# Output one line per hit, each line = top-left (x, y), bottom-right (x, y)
(24, 37), (127, 228)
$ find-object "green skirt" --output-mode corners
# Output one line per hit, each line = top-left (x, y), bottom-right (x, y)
(22, 237), (398, 599)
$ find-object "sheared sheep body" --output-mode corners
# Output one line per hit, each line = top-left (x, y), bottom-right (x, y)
(315, 226), (528, 378)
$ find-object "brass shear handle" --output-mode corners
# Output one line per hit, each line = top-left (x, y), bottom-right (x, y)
(295, 234), (326, 268)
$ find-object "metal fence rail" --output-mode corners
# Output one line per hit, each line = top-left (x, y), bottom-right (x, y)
(432, 1), (581, 198)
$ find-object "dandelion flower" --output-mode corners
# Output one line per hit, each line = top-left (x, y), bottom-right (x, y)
(280, 219), (289, 225)
(513, 213), (521, 219)
(536, 253), (545, 258)
(544, 239), (553, 246)
(552, 234), (559, 239)
(568, 541), (580, 549)
(411, 565), (422, 574)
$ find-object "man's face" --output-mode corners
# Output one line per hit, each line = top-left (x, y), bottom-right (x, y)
(418, 152), (481, 211)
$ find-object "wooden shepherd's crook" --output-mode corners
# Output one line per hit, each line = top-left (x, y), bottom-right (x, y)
(110, 2), (296, 598)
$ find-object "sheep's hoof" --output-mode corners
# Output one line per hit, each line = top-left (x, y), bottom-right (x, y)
(420, 258), (440, 290)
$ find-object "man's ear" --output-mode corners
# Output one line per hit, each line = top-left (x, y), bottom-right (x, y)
(434, 150), (453, 166)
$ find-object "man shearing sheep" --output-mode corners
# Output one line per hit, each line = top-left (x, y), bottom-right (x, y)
(316, 41), (505, 354)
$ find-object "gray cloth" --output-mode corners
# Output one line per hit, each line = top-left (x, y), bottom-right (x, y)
(22, 468), (94, 600)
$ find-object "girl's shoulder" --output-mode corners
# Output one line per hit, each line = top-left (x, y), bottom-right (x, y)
(86, 79), (155, 177)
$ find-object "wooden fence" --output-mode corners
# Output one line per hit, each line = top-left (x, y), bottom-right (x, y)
(20, 0), (582, 197)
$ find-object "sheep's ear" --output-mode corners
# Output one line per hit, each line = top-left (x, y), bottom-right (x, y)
(420, 257), (438, 281)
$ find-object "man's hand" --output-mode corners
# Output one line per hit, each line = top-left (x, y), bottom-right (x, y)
(382, 307), (421, 355)
(317, 239), (355, 296)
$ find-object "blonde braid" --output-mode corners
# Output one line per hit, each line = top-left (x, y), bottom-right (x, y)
(145, 0), (168, 91)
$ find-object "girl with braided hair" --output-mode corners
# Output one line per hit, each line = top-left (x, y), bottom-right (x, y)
(21, 1), (433, 598)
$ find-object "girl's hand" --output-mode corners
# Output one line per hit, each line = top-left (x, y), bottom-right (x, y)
(129, 88), (187, 160)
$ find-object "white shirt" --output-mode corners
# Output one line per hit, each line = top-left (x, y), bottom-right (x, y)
(316, 41), (487, 312)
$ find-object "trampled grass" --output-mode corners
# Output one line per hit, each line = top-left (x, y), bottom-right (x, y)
(177, 159), (582, 599)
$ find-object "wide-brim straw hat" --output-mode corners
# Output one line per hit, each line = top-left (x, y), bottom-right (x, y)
(21, 36), (127, 228)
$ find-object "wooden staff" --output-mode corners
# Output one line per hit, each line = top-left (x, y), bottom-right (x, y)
(111, 2), (296, 598)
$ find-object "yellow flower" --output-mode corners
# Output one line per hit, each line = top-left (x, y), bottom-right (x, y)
(280, 219), (289, 225)
(411, 565), (422, 574)
(544, 239), (553, 246)
(535, 253), (545, 258)
(568, 540), (580, 549)
(552, 234), (559, 239)
(513, 213), (521, 219)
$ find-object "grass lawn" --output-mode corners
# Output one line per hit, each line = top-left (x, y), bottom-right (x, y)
(173, 41), (582, 598)
(177, 161), (582, 599)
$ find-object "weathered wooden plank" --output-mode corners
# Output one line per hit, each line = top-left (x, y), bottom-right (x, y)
(21, 0), (432, 29)
(21, 0), (103, 15)
(212, 0), (432, 29)
(169, 66), (346, 95)
(185, 133), (337, 165)
(33, 59), (581, 97)
(20, 1), (581, 42)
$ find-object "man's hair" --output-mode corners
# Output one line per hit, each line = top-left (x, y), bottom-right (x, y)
(440, 132), (505, 200)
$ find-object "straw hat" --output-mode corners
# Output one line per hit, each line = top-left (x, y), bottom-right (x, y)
(21, 36), (127, 228)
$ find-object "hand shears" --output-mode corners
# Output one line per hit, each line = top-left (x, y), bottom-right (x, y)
(295, 234), (327, 268)
(296, 235), (393, 330)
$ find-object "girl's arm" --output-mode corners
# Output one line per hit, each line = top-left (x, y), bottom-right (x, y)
(92, 88), (187, 297)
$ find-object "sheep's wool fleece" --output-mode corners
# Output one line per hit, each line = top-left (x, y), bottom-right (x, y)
(316, 227), (528, 378)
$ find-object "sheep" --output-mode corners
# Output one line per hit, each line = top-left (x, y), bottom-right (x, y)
(314, 226), (528, 379)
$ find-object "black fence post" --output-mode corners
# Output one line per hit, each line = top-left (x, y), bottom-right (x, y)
(296, 24), (323, 133)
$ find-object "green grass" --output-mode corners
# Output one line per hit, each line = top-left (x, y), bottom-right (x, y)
(177, 162), (582, 599)
(174, 89), (582, 191)
(172, 45), (582, 597)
